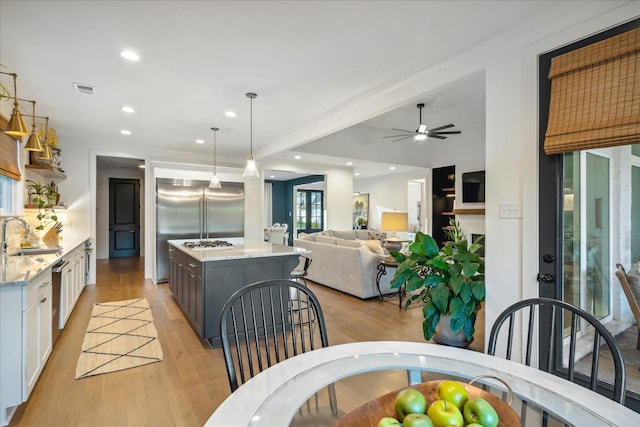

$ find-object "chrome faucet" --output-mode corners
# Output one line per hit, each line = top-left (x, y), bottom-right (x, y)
(1, 216), (30, 256)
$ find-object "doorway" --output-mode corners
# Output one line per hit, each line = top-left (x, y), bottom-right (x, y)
(407, 179), (425, 240)
(96, 156), (145, 260)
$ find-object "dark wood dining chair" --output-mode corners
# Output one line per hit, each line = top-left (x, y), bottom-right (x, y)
(488, 297), (626, 404)
(219, 279), (338, 417)
(615, 263), (640, 350)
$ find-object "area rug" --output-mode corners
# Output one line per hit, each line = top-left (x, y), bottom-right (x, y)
(75, 298), (163, 379)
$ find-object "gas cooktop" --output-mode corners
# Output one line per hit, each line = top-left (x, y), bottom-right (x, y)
(183, 240), (234, 250)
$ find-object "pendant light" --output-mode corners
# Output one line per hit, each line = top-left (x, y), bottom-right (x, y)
(243, 92), (260, 178)
(1, 72), (29, 137)
(24, 100), (44, 151)
(209, 127), (222, 189)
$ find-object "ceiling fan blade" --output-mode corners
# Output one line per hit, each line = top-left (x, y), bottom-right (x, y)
(383, 134), (415, 138)
(390, 128), (415, 134)
(428, 124), (455, 132)
(392, 135), (416, 143)
(432, 131), (461, 135)
(429, 135), (447, 140)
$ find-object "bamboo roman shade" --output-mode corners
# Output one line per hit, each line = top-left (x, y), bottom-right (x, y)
(544, 27), (639, 155)
(1, 114), (22, 180)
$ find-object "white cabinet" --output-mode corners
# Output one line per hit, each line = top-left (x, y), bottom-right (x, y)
(0, 268), (52, 426)
(59, 246), (85, 329)
(23, 271), (52, 398)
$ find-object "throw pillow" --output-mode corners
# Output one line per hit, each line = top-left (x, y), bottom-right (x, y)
(333, 230), (356, 240)
(336, 238), (361, 248)
(362, 239), (385, 256)
(355, 230), (370, 240)
(322, 230), (335, 237)
(316, 235), (338, 245)
(298, 233), (316, 242)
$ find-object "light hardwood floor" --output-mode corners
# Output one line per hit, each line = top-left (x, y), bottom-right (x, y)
(9, 256), (483, 426)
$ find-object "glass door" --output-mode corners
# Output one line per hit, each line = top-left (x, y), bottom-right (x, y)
(296, 190), (323, 234)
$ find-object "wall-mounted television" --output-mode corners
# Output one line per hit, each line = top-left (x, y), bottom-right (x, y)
(462, 171), (485, 203)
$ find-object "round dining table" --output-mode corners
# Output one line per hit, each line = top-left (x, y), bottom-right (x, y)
(205, 341), (640, 426)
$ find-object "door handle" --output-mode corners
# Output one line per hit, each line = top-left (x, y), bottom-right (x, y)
(537, 273), (554, 283)
(188, 263), (198, 268)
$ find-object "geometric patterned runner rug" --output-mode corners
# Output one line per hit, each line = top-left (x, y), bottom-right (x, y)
(75, 298), (163, 379)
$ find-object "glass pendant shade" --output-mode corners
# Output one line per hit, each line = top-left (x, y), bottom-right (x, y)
(243, 159), (259, 178)
(209, 174), (222, 189)
(210, 126), (222, 189)
(243, 92), (260, 178)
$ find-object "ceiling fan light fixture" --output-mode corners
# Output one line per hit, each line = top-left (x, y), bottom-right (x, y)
(414, 133), (427, 141)
(417, 124), (428, 133)
(243, 92), (260, 178)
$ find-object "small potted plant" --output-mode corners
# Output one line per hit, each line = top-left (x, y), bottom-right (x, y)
(356, 216), (367, 230)
(25, 179), (59, 230)
(389, 222), (485, 347)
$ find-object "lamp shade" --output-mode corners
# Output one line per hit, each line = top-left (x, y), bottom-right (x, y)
(381, 212), (408, 233)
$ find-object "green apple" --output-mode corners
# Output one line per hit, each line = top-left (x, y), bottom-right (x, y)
(377, 417), (402, 427)
(436, 380), (468, 410)
(466, 424), (484, 427)
(403, 413), (435, 427)
(394, 388), (427, 421)
(463, 397), (499, 427)
(426, 399), (464, 427)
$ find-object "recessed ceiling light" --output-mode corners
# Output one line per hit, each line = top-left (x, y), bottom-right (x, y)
(121, 130), (131, 135)
(121, 106), (135, 113)
(389, 166), (396, 170)
(225, 111), (237, 118)
(269, 175), (275, 179)
(195, 139), (205, 144)
(294, 155), (301, 160)
(355, 172), (360, 176)
(121, 50), (140, 61)
(347, 161), (353, 166)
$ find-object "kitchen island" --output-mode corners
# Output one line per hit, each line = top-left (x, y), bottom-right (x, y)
(167, 238), (310, 347)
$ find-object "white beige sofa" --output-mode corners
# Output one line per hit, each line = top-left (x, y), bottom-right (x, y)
(293, 229), (394, 299)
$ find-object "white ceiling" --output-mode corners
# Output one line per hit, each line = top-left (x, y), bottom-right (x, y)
(0, 1), (557, 178)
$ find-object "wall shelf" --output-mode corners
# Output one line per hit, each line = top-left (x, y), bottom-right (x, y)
(452, 208), (486, 215)
(24, 164), (67, 179)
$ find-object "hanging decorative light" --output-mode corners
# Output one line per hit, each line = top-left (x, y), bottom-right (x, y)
(242, 92), (260, 178)
(209, 127), (222, 189)
(0, 72), (29, 137)
(24, 100), (43, 151)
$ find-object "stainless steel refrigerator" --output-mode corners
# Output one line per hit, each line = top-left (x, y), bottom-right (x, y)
(156, 178), (244, 282)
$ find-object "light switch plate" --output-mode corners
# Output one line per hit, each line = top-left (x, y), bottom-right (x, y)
(499, 202), (522, 219)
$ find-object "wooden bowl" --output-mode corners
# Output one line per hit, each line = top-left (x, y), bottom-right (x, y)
(335, 380), (520, 427)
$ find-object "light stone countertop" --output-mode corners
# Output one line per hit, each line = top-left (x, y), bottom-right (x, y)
(168, 238), (310, 262)
(0, 236), (90, 287)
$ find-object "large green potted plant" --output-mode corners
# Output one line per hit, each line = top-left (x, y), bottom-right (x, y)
(25, 179), (58, 231)
(389, 223), (485, 347)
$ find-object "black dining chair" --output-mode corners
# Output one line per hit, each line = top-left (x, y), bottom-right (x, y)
(488, 297), (626, 404)
(219, 279), (338, 417)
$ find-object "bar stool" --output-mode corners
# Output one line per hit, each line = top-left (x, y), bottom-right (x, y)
(290, 256), (312, 286)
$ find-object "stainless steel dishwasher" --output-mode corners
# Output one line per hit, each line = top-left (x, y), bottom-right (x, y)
(51, 259), (69, 345)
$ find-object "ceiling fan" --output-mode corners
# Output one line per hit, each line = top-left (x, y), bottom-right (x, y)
(383, 103), (461, 142)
